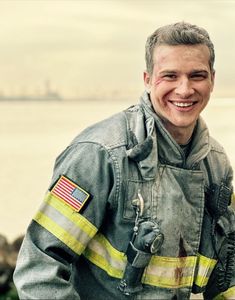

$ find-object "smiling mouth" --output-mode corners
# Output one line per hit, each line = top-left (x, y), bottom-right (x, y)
(171, 101), (196, 108)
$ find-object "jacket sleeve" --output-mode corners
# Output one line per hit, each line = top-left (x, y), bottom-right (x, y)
(203, 165), (235, 300)
(13, 141), (117, 299)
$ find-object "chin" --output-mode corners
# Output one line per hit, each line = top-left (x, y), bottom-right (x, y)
(170, 118), (197, 129)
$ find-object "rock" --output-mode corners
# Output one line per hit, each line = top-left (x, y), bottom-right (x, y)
(0, 234), (24, 293)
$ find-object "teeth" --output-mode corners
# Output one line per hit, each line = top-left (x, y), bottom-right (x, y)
(173, 102), (194, 107)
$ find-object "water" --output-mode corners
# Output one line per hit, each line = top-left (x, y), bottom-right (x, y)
(0, 98), (234, 241)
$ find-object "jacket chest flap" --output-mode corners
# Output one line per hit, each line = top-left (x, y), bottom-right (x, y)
(124, 164), (205, 257)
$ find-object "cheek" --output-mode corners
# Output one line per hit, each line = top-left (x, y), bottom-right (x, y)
(154, 78), (164, 86)
(200, 83), (213, 97)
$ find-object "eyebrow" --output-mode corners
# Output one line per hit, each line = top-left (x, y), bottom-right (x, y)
(159, 70), (177, 74)
(159, 69), (209, 75)
(191, 70), (209, 74)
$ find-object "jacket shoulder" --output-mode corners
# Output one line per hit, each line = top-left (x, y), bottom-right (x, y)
(71, 111), (129, 149)
(71, 104), (143, 150)
(209, 136), (227, 153)
(206, 136), (233, 185)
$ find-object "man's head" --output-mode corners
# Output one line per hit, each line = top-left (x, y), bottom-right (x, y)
(143, 22), (215, 145)
(145, 22), (215, 75)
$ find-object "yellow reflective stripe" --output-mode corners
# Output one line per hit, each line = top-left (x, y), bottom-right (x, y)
(44, 192), (97, 237)
(194, 253), (217, 287)
(34, 211), (85, 254)
(84, 233), (126, 278)
(213, 286), (235, 300)
(144, 256), (196, 288)
(149, 255), (196, 268)
(33, 192), (98, 255)
(84, 233), (198, 288)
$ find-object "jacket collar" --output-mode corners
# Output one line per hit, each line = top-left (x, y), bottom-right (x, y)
(126, 91), (211, 179)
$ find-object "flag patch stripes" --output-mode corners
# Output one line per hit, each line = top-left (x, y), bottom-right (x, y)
(51, 175), (90, 211)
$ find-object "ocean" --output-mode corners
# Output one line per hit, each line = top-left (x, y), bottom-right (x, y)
(1, 98), (234, 242)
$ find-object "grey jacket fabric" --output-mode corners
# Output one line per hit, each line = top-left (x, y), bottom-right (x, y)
(14, 92), (234, 299)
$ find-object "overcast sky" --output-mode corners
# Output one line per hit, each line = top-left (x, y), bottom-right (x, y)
(0, 0), (235, 99)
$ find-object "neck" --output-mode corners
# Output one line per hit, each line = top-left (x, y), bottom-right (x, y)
(162, 121), (195, 145)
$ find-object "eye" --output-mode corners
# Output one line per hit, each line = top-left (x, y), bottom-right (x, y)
(163, 74), (177, 80)
(191, 73), (208, 80)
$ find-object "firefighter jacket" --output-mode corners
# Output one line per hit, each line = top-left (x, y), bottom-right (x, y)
(14, 91), (235, 299)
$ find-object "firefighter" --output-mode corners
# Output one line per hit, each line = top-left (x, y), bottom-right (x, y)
(14, 22), (235, 299)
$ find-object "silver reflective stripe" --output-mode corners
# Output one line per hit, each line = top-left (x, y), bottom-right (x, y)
(84, 233), (197, 288)
(40, 201), (92, 247)
(193, 253), (217, 287)
(87, 234), (126, 271)
(34, 192), (97, 254)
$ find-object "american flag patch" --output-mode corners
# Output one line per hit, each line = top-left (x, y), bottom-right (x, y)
(51, 175), (90, 211)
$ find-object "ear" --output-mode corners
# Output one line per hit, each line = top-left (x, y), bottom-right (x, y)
(210, 70), (215, 92)
(143, 71), (152, 92)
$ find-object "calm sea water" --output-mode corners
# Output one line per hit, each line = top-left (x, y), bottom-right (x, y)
(1, 98), (235, 241)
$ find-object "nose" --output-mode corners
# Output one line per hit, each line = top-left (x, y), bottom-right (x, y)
(175, 77), (194, 98)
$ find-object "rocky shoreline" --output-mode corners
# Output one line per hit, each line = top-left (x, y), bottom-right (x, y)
(0, 234), (24, 299)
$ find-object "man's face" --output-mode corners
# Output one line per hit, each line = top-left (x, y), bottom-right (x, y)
(144, 44), (215, 136)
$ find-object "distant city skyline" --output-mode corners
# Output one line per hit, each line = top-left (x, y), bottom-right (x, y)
(1, 0), (235, 100)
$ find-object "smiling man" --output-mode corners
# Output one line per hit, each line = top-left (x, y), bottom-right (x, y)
(14, 22), (235, 300)
(144, 43), (214, 145)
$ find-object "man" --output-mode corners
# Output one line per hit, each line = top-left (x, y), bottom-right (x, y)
(14, 22), (235, 299)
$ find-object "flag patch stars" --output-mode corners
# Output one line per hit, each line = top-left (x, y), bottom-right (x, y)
(51, 175), (90, 212)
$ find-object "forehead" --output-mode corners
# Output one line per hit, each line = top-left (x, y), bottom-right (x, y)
(153, 44), (211, 71)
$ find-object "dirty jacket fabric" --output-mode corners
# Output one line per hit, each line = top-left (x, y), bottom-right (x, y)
(14, 92), (235, 299)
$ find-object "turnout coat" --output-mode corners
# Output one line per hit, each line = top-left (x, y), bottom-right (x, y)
(14, 92), (235, 299)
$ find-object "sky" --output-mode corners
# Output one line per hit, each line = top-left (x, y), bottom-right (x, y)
(0, 0), (235, 100)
